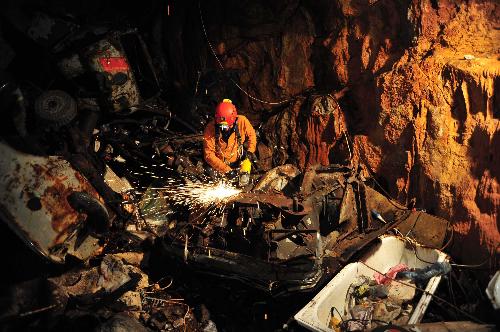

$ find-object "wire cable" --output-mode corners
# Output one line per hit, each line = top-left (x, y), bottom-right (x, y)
(343, 130), (353, 168)
(406, 219), (497, 269)
(343, 130), (408, 211)
(198, 0), (292, 106)
(446, 242), (500, 269)
(359, 262), (486, 324)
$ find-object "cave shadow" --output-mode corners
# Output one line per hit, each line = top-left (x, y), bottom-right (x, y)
(321, 112), (338, 144)
(322, 1), (412, 134)
(468, 126), (499, 181)
(310, 37), (343, 93)
(448, 207), (496, 270)
(494, 76), (500, 119)
(450, 87), (468, 144)
(467, 126), (500, 226)
(465, 77), (488, 117)
(343, 0), (413, 134)
(373, 122), (415, 204)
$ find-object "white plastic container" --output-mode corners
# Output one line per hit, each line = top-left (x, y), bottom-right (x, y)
(294, 236), (449, 331)
(486, 270), (500, 309)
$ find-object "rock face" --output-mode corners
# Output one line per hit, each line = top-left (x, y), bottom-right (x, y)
(346, 1), (500, 263)
(167, 0), (499, 262)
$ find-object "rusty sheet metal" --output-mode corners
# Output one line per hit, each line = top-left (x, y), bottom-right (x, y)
(253, 164), (300, 193)
(300, 165), (318, 195)
(396, 212), (448, 248)
(338, 183), (356, 225)
(230, 192), (292, 207)
(228, 192), (311, 217)
(322, 182), (413, 272)
(363, 185), (447, 247)
(85, 34), (141, 113)
(0, 141), (102, 263)
(103, 165), (133, 194)
(322, 209), (412, 274)
(364, 185), (407, 226)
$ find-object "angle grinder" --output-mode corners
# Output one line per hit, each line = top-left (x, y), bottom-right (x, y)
(238, 158), (252, 187)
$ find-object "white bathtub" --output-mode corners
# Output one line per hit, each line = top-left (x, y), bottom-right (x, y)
(294, 235), (449, 331)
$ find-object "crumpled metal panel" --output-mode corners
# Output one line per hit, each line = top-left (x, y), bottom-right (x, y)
(161, 240), (323, 296)
(0, 141), (102, 263)
(85, 34), (141, 113)
(253, 164), (300, 193)
(161, 186), (325, 294)
(396, 212), (448, 248)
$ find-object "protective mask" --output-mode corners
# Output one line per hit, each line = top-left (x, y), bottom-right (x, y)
(218, 122), (229, 131)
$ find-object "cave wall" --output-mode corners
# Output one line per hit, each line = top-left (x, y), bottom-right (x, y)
(351, 0), (500, 264)
(165, 0), (499, 263)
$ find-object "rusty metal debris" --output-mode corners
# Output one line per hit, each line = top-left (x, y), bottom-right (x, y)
(0, 140), (104, 262)
(58, 30), (160, 114)
(155, 162), (447, 297)
(0, 5), (465, 331)
(0, 110), (452, 328)
(0, 251), (205, 331)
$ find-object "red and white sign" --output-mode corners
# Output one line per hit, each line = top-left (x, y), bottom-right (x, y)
(99, 57), (129, 73)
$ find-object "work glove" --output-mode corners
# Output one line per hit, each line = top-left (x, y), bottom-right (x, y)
(241, 149), (256, 162)
(226, 169), (239, 180)
(247, 151), (257, 162)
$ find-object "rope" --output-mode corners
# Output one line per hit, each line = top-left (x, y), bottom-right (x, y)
(198, 1), (292, 106)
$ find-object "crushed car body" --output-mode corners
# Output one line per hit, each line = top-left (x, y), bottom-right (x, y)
(0, 140), (106, 262)
(151, 163), (448, 296)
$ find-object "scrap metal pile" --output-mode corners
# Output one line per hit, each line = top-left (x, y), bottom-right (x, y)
(155, 163), (437, 296)
(0, 130), (451, 331)
(0, 5), (486, 332)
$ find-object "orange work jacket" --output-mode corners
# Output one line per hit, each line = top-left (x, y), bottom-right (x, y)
(203, 115), (256, 174)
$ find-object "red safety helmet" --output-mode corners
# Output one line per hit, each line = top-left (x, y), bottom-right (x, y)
(215, 99), (237, 127)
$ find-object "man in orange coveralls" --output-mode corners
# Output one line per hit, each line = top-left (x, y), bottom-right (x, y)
(203, 99), (256, 179)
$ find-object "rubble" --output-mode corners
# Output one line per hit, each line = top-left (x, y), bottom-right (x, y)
(94, 313), (151, 332)
(0, 0), (497, 331)
(0, 250), (207, 331)
(295, 236), (451, 331)
(0, 146), (470, 331)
